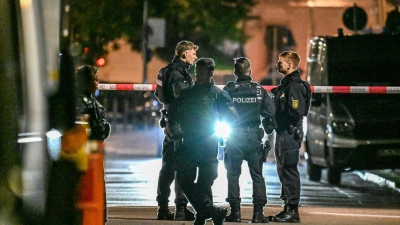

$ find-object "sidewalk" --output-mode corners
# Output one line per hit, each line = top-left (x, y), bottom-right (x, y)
(106, 205), (400, 225)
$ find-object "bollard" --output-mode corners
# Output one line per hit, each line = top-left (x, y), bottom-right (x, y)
(76, 140), (105, 225)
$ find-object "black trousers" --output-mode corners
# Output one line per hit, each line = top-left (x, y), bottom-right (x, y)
(156, 124), (187, 207)
(176, 135), (219, 217)
(224, 128), (267, 206)
(274, 130), (301, 206)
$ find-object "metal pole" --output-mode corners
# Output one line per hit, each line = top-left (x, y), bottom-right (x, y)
(142, 0), (148, 84)
(271, 26), (278, 86)
(352, 4), (357, 33)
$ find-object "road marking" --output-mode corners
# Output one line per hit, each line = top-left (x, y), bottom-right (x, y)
(333, 187), (353, 198)
(310, 212), (400, 218)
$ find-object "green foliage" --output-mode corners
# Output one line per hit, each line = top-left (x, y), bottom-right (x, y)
(69, 0), (255, 64)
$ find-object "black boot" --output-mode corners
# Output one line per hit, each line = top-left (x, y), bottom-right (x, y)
(194, 214), (207, 225)
(174, 204), (195, 221)
(211, 206), (228, 225)
(156, 204), (174, 220)
(224, 203), (241, 222)
(273, 203), (288, 219)
(251, 204), (269, 223)
(272, 204), (300, 223)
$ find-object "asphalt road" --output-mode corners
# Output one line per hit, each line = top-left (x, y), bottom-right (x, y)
(103, 124), (400, 224)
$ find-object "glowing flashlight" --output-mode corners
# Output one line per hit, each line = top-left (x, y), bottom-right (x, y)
(215, 121), (231, 138)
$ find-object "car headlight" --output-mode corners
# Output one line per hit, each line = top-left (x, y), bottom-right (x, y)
(330, 121), (354, 134)
(215, 121), (231, 138)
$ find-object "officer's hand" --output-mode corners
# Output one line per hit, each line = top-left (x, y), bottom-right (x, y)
(262, 118), (275, 135)
(219, 137), (225, 147)
(264, 140), (271, 151)
(294, 129), (303, 142)
(91, 123), (106, 140)
(265, 125), (275, 135)
(171, 132), (183, 141)
(160, 109), (167, 116)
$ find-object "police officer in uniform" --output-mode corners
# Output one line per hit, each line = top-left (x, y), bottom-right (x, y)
(154, 41), (198, 221)
(223, 57), (276, 223)
(169, 57), (238, 225)
(76, 65), (111, 223)
(76, 65), (111, 141)
(47, 65), (110, 225)
(271, 51), (311, 223)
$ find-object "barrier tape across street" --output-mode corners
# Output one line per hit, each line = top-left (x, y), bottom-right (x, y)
(98, 84), (400, 94)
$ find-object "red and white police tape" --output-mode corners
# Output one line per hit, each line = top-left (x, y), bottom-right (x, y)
(98, 84), (400, 94)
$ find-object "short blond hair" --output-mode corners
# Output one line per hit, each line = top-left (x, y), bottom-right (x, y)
(175, 40), (199, 57)
(279, 51), (300, 68)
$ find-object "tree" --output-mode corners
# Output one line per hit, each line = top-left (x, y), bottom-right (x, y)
(69, 0), (255, 66)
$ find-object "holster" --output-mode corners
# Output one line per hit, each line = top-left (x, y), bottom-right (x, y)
(289, 125), (303, 142)
(159, 109), (168, 128)
(262, 140), (271, 162)
(258, 128), (264, 140)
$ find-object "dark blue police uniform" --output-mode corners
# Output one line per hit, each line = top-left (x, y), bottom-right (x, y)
(169, 81), (238, 225)
(223, 75), (275, 223)
(154, 55), (194, 220)
(271, 69), (311, 223)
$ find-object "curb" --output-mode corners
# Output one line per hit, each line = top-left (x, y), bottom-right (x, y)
(354, 170), (400, 193)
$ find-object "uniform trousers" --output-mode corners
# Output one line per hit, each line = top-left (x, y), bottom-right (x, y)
(175, 134), (219, 217)
(156, 123), (187, 206)
(274, 130), (301, 206)
(224, 128), (267, 205)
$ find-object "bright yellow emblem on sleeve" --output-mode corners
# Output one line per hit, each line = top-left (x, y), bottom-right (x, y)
(292, 100), (299, 109)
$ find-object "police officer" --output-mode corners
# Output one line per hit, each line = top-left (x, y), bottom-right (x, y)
(76, 65), (111, 223)
(154, 40), (198, 221)
(223, 57), (276, 223)
(271, 51), (311, 223)
(76, 65), (111, 141)
(169, 58), (238, 225)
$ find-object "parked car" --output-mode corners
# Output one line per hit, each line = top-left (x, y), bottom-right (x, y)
(305, 32), (400, 184)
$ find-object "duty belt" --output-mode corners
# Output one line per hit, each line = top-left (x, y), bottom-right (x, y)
(276, 125), (303, 135)
(233, 126), (259, 132)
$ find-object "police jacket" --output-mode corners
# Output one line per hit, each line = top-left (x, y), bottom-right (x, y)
(223, 75), (275, 130)
(169, 81), (238, 138)
(154, 55), (193, 110)
(272, 70), (311, 132)
(78, 92), (111, 140)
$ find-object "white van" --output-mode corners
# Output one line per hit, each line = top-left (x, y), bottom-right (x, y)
(305, 33), (400, 184)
